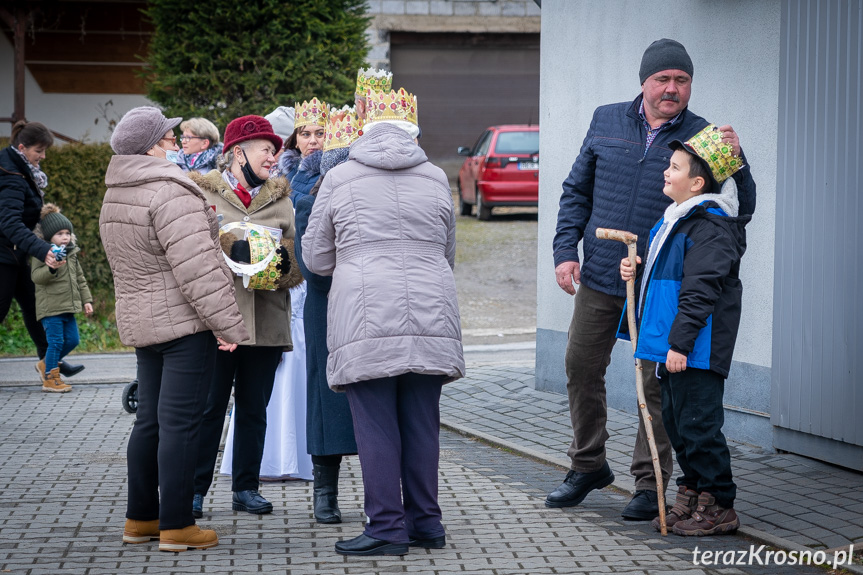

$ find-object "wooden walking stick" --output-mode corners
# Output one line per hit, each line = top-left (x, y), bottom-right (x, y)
(595, 227), (667, 535)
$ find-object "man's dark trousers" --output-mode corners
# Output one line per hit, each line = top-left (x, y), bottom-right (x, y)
(565, 283), (673, 490)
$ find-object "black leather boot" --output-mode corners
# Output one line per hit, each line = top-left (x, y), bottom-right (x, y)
(58, 360), (85, 377)
(313, 464), (342, 524)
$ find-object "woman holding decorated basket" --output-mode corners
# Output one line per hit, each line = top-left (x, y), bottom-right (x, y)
(190, 115), (303, 518)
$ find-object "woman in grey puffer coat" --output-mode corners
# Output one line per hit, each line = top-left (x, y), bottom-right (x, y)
(303, 120), (464, 556)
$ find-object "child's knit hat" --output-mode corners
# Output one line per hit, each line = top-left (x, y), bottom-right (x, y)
(41, 203), (73, 239)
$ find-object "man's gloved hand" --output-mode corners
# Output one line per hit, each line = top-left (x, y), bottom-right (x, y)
(275, 245), (291, 275)
(230, 240), (251, 264)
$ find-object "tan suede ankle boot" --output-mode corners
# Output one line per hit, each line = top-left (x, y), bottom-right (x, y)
(123, 519), (160, 543)
(159, 524), (218, 552)
(42, 368), (72, 393)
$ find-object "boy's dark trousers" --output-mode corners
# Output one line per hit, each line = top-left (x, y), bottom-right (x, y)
(659, 366), (736, 508)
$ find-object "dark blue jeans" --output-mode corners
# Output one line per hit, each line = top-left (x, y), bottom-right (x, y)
(40, 313), (79, 374)
(660, 366), (736, 508)
(345, 373), (446, 544)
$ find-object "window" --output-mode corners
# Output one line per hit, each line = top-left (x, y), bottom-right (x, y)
(494, 131), (539, 155)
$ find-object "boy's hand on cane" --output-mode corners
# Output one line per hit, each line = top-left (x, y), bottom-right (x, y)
(620, 255), (641, 282)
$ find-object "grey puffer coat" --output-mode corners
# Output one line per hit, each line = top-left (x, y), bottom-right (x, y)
(302, 123), (465, 390)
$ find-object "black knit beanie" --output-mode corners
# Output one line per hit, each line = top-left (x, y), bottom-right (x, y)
(639, 39), (694, 84)
(40, 203), (73, 240)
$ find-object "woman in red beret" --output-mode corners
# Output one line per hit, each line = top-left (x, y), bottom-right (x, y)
(188, 115), (303, 519)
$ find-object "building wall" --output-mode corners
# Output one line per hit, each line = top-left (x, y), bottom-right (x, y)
(536, 0), (781, 448)
(771, 0), (862, 470)
(0, 34), (151, 142)
(365, 0), (541, 69)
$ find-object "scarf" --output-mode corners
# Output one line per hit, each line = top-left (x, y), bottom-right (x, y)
(176, 143), (223, 173)
(638, 177), (740, 317)
(222, 169), (262, 208)
(272, 149), (301, 179)
(12, 147), (48, 194)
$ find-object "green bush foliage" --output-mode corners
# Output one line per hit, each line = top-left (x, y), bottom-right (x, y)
(0, 141), (127, 356)
(143, 0), (370, 129)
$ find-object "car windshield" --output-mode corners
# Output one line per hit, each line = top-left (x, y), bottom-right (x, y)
(494, 131), (539, 155)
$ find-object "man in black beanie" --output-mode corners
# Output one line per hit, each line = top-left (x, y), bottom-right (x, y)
(548, 39), (757, 523)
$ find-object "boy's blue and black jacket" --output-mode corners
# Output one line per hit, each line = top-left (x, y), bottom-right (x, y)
(617, 201), (751, 378)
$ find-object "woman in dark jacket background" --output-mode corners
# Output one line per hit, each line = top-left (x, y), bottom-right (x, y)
(0, 120), (59, 379)
(276, 98), (327, 206)
(294, 106), (361, 524)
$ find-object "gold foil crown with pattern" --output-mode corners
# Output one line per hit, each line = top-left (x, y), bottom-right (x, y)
(294, 97), (329, 129)
(324, 106), (362, 152)
(355, 67), (393, 99)
(364, 88), (418, 126)
(684, 124), (744, 183)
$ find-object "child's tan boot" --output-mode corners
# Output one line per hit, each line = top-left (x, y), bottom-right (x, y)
(35, 359), (47, 385)
(123, 519), (160, 544)
(42, 368), (72, 393)
(159, 524), (218, 552)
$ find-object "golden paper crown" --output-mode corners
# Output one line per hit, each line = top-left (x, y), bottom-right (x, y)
(685, 124), (744, 183)
(323, 106), (362, 152)
(364, 88), (418, 126)
(294, 97), (329, 129)
(355, 67), (393, 99)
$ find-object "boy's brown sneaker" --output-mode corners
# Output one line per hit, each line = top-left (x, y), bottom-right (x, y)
(42, 368), (72, 393)
(159, 525), (218, 552)
(672, 492), (740, 536)
(123, 519), (160, 544)
(652, 486), (698, 532)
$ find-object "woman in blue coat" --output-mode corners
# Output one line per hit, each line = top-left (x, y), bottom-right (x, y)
(293, 108), (359, 524)
(276, 98), (327, 206)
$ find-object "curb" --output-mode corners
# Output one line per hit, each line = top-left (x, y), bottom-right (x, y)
(440, 417), (863, 573)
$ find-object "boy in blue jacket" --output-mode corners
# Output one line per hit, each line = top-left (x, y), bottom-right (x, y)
(619, 125), (750, 536)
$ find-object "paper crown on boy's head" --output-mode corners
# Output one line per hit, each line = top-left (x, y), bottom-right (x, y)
(323, 106), (362, 151)
(294, 98), (329, 129)
(364, 88), (418, 126)
(680, 124), (744, 184)
(355, 67), (393, 100)
(670, 124), (744, 195)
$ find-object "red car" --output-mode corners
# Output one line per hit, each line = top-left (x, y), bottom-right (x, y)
(457, 125), (539, 220)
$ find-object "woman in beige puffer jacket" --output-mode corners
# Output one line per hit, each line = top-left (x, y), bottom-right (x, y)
(303, 119), (464, 556)
(100, 106), (249, 552)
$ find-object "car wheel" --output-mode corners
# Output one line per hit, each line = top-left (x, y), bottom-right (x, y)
(476, 189), (492, 221)
(458, 182), (472, 216)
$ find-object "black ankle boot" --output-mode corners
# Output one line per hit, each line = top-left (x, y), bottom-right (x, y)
(313, 464), (341, 524)
(58, 360), (85, 377)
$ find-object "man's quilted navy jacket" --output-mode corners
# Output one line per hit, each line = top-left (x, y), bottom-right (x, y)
(553, 95), (756, 299)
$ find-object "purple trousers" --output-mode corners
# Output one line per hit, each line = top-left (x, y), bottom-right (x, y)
(345, 373), (446, 544)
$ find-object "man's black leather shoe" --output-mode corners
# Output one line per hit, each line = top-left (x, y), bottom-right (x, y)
(335, 533), (408, 556)
(192, 493), (204, 518)
(58, 361), (85, 377)
(621, 489), (660, 520)
(545, 461), (614, 508)
(408, 534), (446, 549)
(232, 490), (273, 514)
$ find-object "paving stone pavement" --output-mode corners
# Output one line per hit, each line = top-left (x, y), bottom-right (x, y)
(440, 361), (863, 569)
(0, 354), (860, 574)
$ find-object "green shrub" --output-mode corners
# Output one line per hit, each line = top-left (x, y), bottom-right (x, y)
(143, 0), (370, 129)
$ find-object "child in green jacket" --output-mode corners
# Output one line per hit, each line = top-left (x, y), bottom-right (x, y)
(31, 204), (93, 392)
